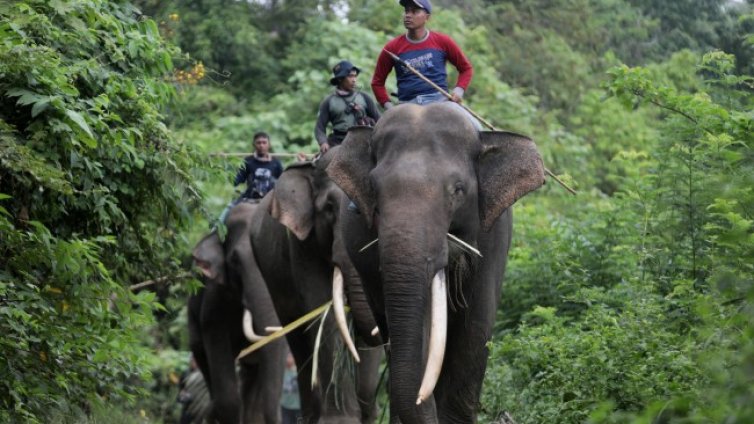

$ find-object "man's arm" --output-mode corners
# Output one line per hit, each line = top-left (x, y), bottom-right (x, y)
(442, 34), (473, 94)
(233, 160), (248, 186)
(363, 93), (381, 121)
(371, 47), (395, 107)
(314, 97), (331, 146)
(273, 159), (283, 179)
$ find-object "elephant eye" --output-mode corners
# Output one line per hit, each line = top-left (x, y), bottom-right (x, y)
(454, 182), (466, 195)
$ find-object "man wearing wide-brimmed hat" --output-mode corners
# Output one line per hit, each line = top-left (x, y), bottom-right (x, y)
(314, 60), (381, 153)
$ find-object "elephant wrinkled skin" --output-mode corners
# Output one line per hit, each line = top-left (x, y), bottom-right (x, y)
(326, 103), (545, 423)
(189, 203), (286, 424)
(249, 157), (383, 424)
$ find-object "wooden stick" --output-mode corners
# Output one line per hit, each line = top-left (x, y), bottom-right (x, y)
(129, 272), (192, 291)
(209, 152), (312, 158)
(384, 49), (577, 195)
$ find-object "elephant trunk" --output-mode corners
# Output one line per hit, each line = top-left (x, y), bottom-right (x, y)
(380, 236), (448, 423)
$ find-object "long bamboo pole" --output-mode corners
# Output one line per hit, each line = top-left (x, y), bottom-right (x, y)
(209, 152), (312, 158)
(384, 49), (577, 195)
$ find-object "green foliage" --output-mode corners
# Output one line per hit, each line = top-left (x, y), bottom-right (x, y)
(0, 0), (203, 421)
(0, 214), (159, 423)
(483, 49), (754, 423)
(485, 283), (711, 424)
(3, 0), (751, 421)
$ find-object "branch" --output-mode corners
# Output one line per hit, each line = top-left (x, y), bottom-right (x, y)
(129, 272), (193, 291)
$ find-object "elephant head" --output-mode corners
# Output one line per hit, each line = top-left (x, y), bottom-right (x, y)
(268, 155), (382, 353)
(193, 231), (225, 283)
(326, 103), (544, 421)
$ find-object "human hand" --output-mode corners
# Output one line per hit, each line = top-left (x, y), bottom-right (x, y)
(296, 152), (307, 162)
(451, 87), (465, 103)
(320, 142), (330, 153)
(383, 102), (394, 110)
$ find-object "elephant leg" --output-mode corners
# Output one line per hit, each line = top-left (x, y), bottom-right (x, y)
(257, 340), (286, 424)
(239, 343), (285, 424)
(239, 361), (264, 424)
(202, 289), (244, 423)
(188, 292), (211, 391)
(204, 332), (241, 423)
(435, 211), (512, 423)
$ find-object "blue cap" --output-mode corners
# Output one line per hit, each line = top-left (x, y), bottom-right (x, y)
(330, 60), (361, 86)
(399, 0), (432, 13)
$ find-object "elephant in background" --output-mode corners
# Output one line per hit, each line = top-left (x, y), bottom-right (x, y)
(326, 103), (545, 423)
(248, 156), (383, 424)
(189, 202), (287, 424)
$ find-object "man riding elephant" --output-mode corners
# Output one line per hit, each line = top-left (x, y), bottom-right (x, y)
(315, 60), (381, 154)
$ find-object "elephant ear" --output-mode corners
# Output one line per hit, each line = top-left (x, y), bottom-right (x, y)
(192, 231), (225, 282)
(478, 131), (545, 231)
(326, 127), (377, 228)
(269, 164), (315, 240)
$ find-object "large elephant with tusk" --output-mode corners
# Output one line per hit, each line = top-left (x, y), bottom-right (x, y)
(326, 103), (545, 423)
(248, 157), (383, 423)
(189, 203), (287, 424)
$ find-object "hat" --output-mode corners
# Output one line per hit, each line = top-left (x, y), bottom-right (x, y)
(399, 0), (432, 13)
(330, 60), (361, 86)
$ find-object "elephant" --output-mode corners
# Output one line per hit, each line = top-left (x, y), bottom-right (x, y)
(246, 156), (384, 424)
(325, 102), (545, 423)
(189, 202), (287, 424)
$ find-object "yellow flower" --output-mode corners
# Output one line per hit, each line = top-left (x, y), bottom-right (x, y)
(169, 13), (179, 21)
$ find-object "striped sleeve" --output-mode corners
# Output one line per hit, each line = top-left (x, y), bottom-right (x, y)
(371, 39), (399, 106)
(440, 33), (473, 90)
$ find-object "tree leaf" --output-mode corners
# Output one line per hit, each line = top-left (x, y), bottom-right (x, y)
(7, 88), (43, 107)
(64, 109), (95, 144)
(31, 98), (51, 118)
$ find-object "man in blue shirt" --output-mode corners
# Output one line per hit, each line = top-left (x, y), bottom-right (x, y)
(233, 132), (283, 200)
(218, 132), (283, 223)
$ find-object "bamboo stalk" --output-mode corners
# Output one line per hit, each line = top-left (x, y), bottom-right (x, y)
(384, 49), (577, 195)
(236, 301), (334, 361)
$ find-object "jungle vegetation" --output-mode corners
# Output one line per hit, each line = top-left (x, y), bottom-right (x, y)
(1, 0), (753, 422)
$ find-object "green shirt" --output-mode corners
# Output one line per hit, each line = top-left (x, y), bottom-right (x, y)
(314, 90), (380, 145)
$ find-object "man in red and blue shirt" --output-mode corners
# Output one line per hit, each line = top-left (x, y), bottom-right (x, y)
(371, 0), (473, 112)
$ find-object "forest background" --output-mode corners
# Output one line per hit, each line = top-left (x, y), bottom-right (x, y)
(1, 0), (753, 423)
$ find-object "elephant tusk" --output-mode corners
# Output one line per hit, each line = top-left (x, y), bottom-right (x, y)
(416, 269), (448, 405)
(332, 267), (361, 363)
(359, 238), (378, 253)
(447, 233), (482, 258)
(265, 326), (282, 333)
(371, 326), (380, 337)
(242, 309), (264, 342)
